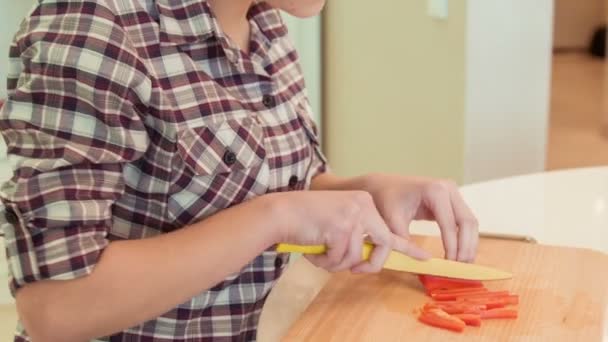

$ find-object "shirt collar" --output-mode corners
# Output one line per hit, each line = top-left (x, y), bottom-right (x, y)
(155, 0), (287, 46)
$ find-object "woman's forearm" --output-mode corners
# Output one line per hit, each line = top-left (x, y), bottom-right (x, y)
(311, 172), (370, 191)
(16, 193), (286, 342)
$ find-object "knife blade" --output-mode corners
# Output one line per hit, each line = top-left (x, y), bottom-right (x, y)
(276, 243), (512, 281)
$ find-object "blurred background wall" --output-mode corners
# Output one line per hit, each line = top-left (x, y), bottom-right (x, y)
(323, 0), (555, 183)
(0, 0), (606, 186)
(0, 0), (34, 182)
(323, 0), (467, 180)
(553, 0), (605, 50)
(0, 1), (34, 99)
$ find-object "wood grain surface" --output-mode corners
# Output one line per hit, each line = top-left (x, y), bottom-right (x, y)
(283, 237), (608, 342)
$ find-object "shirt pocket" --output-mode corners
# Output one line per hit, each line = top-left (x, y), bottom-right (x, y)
(168, 117), (270, 227)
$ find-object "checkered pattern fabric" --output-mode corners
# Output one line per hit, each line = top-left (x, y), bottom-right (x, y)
(0, 0), (327, 340)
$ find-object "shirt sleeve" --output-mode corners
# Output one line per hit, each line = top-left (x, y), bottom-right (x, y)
(297, 101), (328, 179)
(0, 2), (151, 294)
(308, 118), (329, 177)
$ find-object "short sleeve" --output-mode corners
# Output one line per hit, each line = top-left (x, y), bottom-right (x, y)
(309, 122), (329, 178)
(298, 103), (328, 179)
(0, 1), (151, 294)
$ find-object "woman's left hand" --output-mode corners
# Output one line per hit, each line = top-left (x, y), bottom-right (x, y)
(360, 174), (479, 262)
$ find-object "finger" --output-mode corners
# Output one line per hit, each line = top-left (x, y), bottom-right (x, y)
(449, 188), (479, 262)
(457, 223), (473, 262)
(392, 235), (432, 260)
(426, 184), (458, 260)
(351, 241), (391, 273)
(332, 225), (364, 272)
(352, 208), (392, 273)
(306, 234), (348, 271)
(384, 211), (411, 239)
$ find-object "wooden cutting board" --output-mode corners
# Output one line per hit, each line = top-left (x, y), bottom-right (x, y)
(283, 237), (608, 341)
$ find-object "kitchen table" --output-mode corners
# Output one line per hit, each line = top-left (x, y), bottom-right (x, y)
(258, 167), (608, 341)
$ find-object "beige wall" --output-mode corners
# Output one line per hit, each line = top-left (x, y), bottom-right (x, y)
(554, 0), (606, 49)
(323, 0), (466, 181)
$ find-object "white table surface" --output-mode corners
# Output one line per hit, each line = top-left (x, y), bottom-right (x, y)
(410, 166), (608, 253)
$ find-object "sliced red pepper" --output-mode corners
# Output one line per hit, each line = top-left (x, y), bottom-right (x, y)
(462, 307), (484, 315)
(455, 290), (511, 300)
(454, 313), (482, 326)
(424, 303), (463, 314)
(418, 275), (483, 293)
(460, 297), (506, 309)
(504, 294), (519, 305)
(484, 301), (507, 310)
(424, 302), (486, 315)
(429, 286), (487, 296)
(460, 294), (519, 309)
(418, 309), (466, 332)
(480, 308), (518, 320)
(432, 289), (491, 301)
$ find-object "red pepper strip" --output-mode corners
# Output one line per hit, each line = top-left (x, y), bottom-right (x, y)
(424, 303), (464, 315)
(429, 286), (487, 296)
(424, 302), (486, 315)
(460, 297), (506, 309)
(504, 294), (519, 305)
(433, 289), (491, 301)
(418, 275), (483, 293)
(460, 295), (519, 309)
(462, 308), (483, 315)
(418, 309), (466, 332)
(480, 308), (518, 320)
(455, 290), (511, 300)
(485, 301), (507, 310)
(454, 313), (482, 326)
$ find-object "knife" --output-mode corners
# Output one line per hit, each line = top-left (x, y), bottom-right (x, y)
(276, 243), (512, 281)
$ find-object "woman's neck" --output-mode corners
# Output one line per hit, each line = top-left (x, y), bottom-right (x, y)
(207, 0), (253, 53)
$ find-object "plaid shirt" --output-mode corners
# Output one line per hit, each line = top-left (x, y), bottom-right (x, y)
(0, 0), (326, 341)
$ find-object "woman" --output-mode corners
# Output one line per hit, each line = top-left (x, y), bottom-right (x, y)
(0, 0), (478, 341)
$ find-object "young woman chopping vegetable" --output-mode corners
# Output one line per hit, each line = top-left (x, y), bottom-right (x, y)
(0, 0), (479, 340)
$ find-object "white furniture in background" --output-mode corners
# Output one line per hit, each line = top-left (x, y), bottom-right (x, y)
(410, 166), (608, 253)
(464, 0), (554, 183)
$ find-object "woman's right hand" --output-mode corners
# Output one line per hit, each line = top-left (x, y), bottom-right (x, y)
(273, 191), (431, 274)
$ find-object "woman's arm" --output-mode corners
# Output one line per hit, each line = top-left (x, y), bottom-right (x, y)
(17, 193), (282, 341)
(311, 172), (366, 191)
(17, 188), (413, 342)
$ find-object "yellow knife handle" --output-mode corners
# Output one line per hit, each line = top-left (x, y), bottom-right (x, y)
(276, 243), (375, 260)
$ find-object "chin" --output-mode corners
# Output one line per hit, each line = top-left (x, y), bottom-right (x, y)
(275, 0), (326, 18)
(288, 4), (325, 18)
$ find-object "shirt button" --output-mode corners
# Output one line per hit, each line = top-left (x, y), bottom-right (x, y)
(274, 257), (283, 269)
(4, 208), (19, 225)
(223, 150), (237, 166)
(288, 175), (299, 189)
(262, 94), (275, 108)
